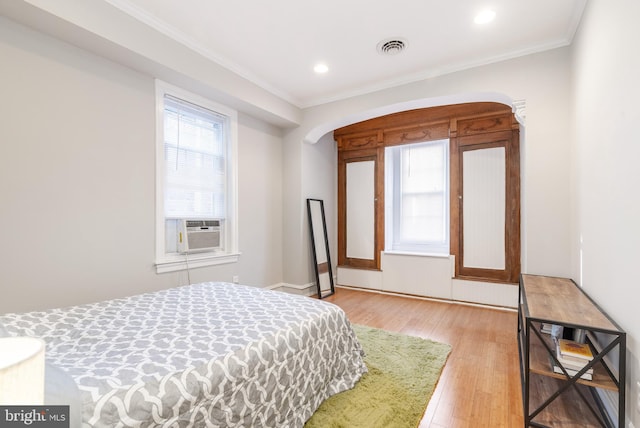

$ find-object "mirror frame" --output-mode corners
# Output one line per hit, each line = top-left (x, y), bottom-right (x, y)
(306, 198), (335, 299)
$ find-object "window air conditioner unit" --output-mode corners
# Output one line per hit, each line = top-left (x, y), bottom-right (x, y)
(179, 219), (223, 253)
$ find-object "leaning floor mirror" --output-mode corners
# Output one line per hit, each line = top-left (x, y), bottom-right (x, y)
(306, 198), (335, 298)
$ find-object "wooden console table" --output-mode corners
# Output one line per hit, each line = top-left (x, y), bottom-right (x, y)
(518, 274), (626, 427)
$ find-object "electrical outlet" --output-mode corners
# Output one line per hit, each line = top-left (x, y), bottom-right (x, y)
(232, 275), (239, 284)
(630, 421), (636, 428)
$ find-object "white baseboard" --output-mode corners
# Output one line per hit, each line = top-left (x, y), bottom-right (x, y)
(269, 282), (316, 296)
(335, 284), (516, 312)
(271, 277), (518, 311)
(594, 388), (618, 427)
(451, 278), (518, 308)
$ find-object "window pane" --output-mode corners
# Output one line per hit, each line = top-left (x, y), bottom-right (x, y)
(400, 193), (445, 242)
(402, 143), (444, 193)
(163, 95), (227, 220)
(386, 139), (449, 254)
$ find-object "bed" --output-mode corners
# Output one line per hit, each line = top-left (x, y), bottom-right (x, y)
(0, 282), (367, 427)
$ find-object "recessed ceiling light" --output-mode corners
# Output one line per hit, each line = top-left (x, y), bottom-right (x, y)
(474, 9), (496, 25)
(314, 63), (329, 74)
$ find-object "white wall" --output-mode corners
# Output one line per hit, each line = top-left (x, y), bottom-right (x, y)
(0, 17), (284, 313)
(571, 1), (640, 425)
(299, 134), (338, 288)
(0, 0), (300, 128)
(284, 47), (573, 287)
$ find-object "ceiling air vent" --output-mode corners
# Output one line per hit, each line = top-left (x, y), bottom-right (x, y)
(377, 38), (407, 55)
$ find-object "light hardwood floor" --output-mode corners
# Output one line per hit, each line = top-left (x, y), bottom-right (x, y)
(324, 286), (524, 428)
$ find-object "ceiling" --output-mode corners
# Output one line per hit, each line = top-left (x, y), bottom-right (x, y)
(108, 0), (587, 108)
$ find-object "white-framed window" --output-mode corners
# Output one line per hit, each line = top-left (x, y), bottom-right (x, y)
(155, 80), (239, 273)
(385, 139), (450, 255)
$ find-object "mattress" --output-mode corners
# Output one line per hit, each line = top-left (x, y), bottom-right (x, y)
(0, 282), (367, 427)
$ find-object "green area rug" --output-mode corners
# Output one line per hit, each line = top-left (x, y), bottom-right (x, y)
(305, 324), (451, 428)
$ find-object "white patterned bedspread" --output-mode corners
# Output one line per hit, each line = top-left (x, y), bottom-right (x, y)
(0, 282), (367, 427)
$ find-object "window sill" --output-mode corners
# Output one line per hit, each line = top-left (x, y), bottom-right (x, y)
(155, 251), (240, 274)
(383, 250), (451, 259)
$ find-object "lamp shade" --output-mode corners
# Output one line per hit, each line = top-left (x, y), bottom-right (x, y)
(0, 337), (45, 405)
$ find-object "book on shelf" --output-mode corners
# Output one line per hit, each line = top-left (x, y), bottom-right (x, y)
(557, 338), (593, 361)
(551, 362), (593, 380)
(554, 356), (594, 373)
(555, 352), (594, 371)
(548, 355), (593, 381)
